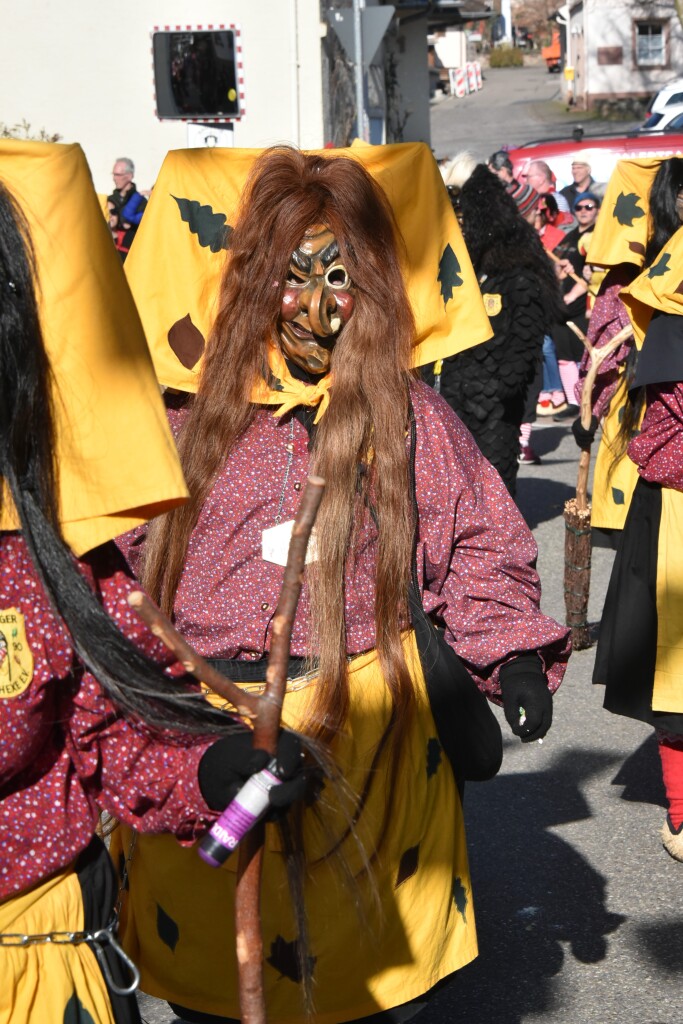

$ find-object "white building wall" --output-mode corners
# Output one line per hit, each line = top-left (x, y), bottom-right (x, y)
(0, 0), (325, 195)
(572, 0), (683, 107)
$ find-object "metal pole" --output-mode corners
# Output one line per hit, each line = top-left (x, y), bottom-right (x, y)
(353, 0), (365, 139)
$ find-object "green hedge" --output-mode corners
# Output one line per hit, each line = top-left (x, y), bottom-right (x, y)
(489, 46), (524, 68)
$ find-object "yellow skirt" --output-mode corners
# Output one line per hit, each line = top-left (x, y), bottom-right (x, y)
(654, 486), (683, 713)
(111, 631), (477, 1023)
(0, 865), (116, 1024)
(591, 389), (639, 533)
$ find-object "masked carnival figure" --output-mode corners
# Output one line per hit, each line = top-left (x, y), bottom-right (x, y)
(113, 144), (571, 1024)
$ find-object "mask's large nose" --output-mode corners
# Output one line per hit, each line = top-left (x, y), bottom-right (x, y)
(301, 278), (338, 337)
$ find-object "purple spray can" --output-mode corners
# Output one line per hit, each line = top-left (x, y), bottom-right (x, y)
(198, 760), (281, 867)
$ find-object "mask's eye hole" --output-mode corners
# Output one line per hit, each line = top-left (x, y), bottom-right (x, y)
(286, 265), (308, 285)
(325, 265), (351, 289)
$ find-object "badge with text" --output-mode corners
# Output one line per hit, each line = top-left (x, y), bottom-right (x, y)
(483, 293), (502, 317)
(262, 520), (318, 567)
(0, 608), (34, 699)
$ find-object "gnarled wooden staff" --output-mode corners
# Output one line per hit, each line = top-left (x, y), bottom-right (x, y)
(128, 474), (325, 1024)
(563, 322), (633, 648)
(548, 250), (598, 297)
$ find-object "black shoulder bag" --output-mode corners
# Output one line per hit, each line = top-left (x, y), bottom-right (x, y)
(407, 410), (503, 784)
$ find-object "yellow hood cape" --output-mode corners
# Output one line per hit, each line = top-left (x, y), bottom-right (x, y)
(586, 158), (664, 269)
(621, 224), (683, 347)
(124, 141), (493, 394)
(0, 141), (188, 556)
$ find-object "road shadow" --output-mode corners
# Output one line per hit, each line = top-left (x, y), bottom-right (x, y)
(610, 733), (666, 808)
(531, 424), (570, 457)
(633, 919), (683, 975)
(415, 748), (625, 1024)
(515, 475), (576, 529)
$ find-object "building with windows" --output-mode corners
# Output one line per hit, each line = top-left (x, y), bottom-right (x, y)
(0, 0), (491, 196)
(564, 0), (683, 114)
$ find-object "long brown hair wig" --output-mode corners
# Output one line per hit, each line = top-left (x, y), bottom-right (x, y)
(142, 147), (419, 817)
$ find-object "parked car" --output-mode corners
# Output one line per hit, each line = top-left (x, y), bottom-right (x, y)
(645, 78), (683, 120)
(508, 130), (683, 191)
(641, 100), (683, 132)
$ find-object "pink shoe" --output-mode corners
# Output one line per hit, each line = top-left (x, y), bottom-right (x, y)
(518, 445), (541, 465)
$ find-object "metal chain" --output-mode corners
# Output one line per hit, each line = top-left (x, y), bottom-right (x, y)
(114, 830), (137, 918)
(0, 910), (141, 996)
(274, 416), (296, 525)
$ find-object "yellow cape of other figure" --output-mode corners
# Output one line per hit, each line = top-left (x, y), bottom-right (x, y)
(0, 140), (187, 555)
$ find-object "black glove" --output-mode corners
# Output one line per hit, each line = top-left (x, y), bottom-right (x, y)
(571, 414), (599, 452)
(499, 655), (553, 743)
(198, 728), (320, 813)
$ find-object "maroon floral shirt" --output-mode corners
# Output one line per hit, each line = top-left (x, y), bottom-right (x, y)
(0, 537), (215, 900)
(628, 382), (683, 491)
(576, 265), (637, 417)
(122, 382), (570, 697)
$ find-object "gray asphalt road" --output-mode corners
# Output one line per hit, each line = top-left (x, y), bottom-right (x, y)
(136, 69), (681, 1023)
(430, 56), (640, 162)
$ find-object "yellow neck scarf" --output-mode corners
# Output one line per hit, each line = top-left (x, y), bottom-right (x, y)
(250, 345), (333, 422)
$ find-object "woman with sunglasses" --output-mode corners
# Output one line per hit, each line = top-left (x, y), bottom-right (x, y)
(544, 192), (602, 420)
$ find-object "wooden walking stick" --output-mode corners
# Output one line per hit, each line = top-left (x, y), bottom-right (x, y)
(128, 474), (325, 1024)
(562, 323), (633, 648)
(547, 250), (597, 296)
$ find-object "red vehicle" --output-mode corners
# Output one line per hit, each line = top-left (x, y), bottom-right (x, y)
(508, 130), (683, 191)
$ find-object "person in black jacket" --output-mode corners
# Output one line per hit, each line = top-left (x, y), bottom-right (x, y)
(437, 164), (564, 495)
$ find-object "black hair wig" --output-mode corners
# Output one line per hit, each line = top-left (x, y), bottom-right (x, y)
(459, 164), (564, 323)
(645, 157), (683, 266)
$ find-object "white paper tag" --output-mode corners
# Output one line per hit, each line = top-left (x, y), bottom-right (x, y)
(261, 519), (318, 566)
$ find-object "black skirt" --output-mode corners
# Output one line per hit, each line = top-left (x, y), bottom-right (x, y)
(593, 477), (683, 735)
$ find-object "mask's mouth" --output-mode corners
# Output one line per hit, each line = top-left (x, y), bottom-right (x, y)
(286, 320), (340, 344)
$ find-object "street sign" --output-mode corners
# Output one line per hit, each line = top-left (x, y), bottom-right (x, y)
(328, 5), (395, 68)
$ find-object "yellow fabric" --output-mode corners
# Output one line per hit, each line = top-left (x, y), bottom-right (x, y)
(586, 158), (663, 269)
(112, 631), (477, 1024)
(97, 192), (110, 220)
(0, 865), (116, 1024)
(0, 140), (188, 556)
(591, 380), (640, 531)
(124, 141), (492, 393)
(621, 224), (683, 348)
(251, 344), (334, 423)
(654, 487), (683, 713)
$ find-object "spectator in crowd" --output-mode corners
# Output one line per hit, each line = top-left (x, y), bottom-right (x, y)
(488, 151), (540, 223)
(561, 158), (606, 207)
(527, 159), (574, 221)
(487, 149), (516, 186)
(550, 192), (601, 420)
(108, 156), (147, 261)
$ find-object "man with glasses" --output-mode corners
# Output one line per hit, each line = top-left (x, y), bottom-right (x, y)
(108, 157), (147, 261)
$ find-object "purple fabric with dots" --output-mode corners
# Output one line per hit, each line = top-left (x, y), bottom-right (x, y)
(0, 538), (215, 899)
(121, 381), (570, 694)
